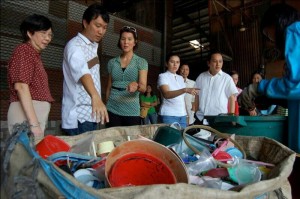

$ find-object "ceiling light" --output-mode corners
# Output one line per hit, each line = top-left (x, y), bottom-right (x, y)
(239, 22), (246, 32)
(189, 40), (204, 49)
(239, 9), (246, 32)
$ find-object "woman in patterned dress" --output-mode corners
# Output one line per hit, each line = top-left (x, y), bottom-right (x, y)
(7, 14), (54, 140)
(105, 26), (148, 127)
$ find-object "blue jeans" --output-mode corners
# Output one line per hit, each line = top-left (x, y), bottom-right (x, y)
(143, 112), (158, 124)
(159, 115), (187, 128)
(62, 121), (97, 136)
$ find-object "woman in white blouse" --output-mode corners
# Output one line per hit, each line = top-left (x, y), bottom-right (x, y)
(157, 53), (199, 128)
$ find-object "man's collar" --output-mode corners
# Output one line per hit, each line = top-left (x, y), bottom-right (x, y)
(208, 69), (223, 76)
(78, 33), (96, 46)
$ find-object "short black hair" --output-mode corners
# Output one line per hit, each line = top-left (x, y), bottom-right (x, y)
(251, 70), (265, 80)
(207, 49), (223, 62)
(229, 70), (239, 76)
(82, 3), (110, 29)
(20, 14), (52, 42)
(179, 63), (189, 69)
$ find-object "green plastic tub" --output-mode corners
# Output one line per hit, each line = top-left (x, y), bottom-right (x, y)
(204, 115), (288, 143)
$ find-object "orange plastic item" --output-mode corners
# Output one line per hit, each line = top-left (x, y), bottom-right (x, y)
(108, 152), (176, 187)
(36, 135), (70, 159)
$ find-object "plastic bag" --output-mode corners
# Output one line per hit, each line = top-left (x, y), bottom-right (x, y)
(186, 148), (217, 176)
(70, 134), (97, 157)
(189, 175), (222, 189)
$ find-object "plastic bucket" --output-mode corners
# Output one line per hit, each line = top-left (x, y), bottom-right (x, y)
(36, 135), (71, 159)
(153, 126), (182, 146)
(105, 139), (189, 187)
(153, 126), (213, 152)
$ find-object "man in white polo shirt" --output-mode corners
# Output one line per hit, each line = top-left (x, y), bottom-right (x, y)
(179, 64), (196, 125)
(61, 3), (110, 135)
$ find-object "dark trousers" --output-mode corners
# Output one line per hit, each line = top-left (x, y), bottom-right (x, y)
(62, 121), (97, 136)
(193, 115), (204, 125)
(106, 111), (141, 128)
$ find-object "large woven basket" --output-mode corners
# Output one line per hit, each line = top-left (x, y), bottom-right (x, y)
(2, 124), (296, 199)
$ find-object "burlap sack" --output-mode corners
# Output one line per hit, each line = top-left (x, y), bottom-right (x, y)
(1, 124), (296, 199)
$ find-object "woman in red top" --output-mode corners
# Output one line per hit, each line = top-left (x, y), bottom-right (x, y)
(7, 14), (54, 140)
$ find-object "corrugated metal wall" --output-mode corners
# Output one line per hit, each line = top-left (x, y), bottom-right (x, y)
(213, 19), (262, 88)
(229, 19), (262, 88)
(0, 0), (162, 126)
(0, 1), (66, 69)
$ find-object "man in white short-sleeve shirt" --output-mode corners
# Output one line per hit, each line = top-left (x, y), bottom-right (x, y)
(179, 64), (196, 125)
(194, 50), (238, 123)
(62, 4), (110, 135)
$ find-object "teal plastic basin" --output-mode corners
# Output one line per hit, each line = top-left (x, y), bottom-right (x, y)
(204, 115), (288, 143)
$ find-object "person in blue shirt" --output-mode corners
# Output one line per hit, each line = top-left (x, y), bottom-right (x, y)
(239, 3), (300, 152)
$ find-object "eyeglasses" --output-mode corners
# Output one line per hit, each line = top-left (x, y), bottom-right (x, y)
(37, 31), (54, 39)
